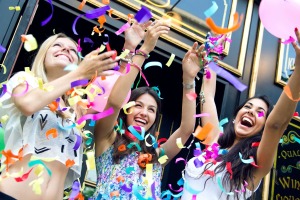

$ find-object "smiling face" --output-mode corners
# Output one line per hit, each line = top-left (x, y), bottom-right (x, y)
(126, 93), (158, 132)
(234, 98), (268, 140)
(44, 37), (78, 81)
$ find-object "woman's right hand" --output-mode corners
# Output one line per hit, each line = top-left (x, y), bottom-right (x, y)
(139, 19), (171, 54)
(75, 50), (119, 79)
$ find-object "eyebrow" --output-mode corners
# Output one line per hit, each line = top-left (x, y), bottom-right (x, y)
(247, 102), (266, 112)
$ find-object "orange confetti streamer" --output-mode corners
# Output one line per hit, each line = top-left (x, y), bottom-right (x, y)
(118, 144), (126, 152)
(110, 191), (120, 197)
(108, 9), (121, 20)
(75, 193), (84, 200)
(98, 15), (106, 28)
(127, 14), (134, 21)
(20, 35), (27, 42)
(206, 12), (243, 34)
(102, 0), (110, 5)
(48, 101), (58, 112)
(78, 0), (86, 10)
(203, 169), (215, 177)
(283, 85), (300, 101)
(194, 122), (214, 141)
(2, 150), (19, 169)
(46, 128), (58, 139)
(65, 159), (75, 168)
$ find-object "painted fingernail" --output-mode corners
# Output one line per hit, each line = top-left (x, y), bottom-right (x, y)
(295, 27), (298, 32)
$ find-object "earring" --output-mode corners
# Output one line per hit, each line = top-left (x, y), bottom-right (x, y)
(232, 119), (235, 124)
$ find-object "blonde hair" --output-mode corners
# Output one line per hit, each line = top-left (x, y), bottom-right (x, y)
(31, 33), (79, 83)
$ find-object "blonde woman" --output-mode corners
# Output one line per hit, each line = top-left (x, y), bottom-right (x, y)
(0, 33), (118, 200)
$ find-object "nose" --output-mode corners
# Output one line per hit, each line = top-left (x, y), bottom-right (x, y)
(139, 107), (148, 117)
(61, 46), (70, 52)
(247, 110), (254, 116)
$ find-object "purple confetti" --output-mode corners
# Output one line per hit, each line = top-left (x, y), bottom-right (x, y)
(134, 6), (152, 23)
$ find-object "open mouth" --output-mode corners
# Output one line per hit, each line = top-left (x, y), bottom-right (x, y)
(56, 54), (71, 62)
(135, 118), (147, 126)
(240, 117), (253, 128)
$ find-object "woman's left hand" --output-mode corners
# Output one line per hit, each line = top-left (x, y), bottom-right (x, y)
(182, 42), (205, 82)
(123, 19), (153, 51)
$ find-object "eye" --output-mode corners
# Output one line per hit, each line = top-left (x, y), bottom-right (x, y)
(148, 108), (155, 113)
(70, 48), (77, 54)
(53, 43), (62, 47)
(244, 105), (251, 109)
(135, 104), (142, 108)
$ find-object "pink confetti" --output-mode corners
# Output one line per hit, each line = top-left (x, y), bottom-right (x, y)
(186, 91), (197, 101)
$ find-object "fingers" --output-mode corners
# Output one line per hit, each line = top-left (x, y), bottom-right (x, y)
(292, 27), (300, 50)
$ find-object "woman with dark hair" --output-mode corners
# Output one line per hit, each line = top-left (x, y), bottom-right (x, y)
(181, 28), (300, 199)
(92, 19), (205, 198)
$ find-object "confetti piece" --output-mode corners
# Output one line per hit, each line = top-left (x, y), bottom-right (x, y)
(15, 168), (33, 182)
(84, 37), (94, 47)
(176, 138), (185, 149)
(78, 0), (86, 10)
(127, 142), (142, 151)
(86, 151), (96, 170)
(98, 15), (106, 28)
(258, 111), (264, 117)
(127, 125), (145, 141)
(123, 101), (136, 114)
(293, 112), (299, 117)
(151, 86), (163, 99)
(0, 45), (6, 53)
(69, 180), (81, 199)
(126, 166), (134, 174)
(118, 144), (126, 152)
(77, 107), (114, 124)
(29, 177), (43, 195)
(226, 162), (233, 179)
(144, 61), (163, 70)
(166, 53), (175, 67)
(65, 159), (75, 168)
(115, 22), (131, 35)
(23, 34), (38, 52)
(85, 5), (110, 19)
(8, 6), (21, 11)
(208, 62), (247, 91)
(194, 123), (214, 141)
(0, 64), (7, 75)
(217, 176), (234, 195)
(108, 9), (121, 20)
(206, 12), (243, 34)
(64, 64), (78, 71)
(158, 155), (168, 164)
(134, 6), (152, 23)
(204, 1), (218, 18)
(219, 118), (228, 132)
(73, 134), (82, 151)
(281, 36), (295, 44)
(2, 81), (29, 97)
(251, 142), (260, 147)
(41, 0), (53, 26)
(71, 79), (89, 88)
(45, 128), (58, 139)
(193, 113), (210, 118)
(28, 160), (52, 176)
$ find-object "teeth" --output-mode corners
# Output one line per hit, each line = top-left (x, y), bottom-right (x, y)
(135, 118), (146, 124)
(242, 117), (253, 125)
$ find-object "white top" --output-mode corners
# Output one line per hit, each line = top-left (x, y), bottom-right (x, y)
(181, 157), (260, 200)
(0, 71), (83, 188)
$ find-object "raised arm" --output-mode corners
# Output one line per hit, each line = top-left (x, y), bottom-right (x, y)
(94, 20), (171, 156)
(12, 50), (117, 116)
(161, 42), (202, 164)
(255, 29), (300, 181)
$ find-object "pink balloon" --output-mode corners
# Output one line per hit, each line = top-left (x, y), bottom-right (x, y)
(89, 71), (131, 112)
(259, 0), (300, 40)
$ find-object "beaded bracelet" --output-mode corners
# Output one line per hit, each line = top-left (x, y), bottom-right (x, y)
(135, 49), (150, 59)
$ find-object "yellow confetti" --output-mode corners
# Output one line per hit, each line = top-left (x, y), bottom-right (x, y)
(68, 96), (82, 106)
(8, 6), (21, 11)
(122, 101), (136, 114)
(166, 53), (175, 67)
(38, 78), (53, 92)
(76, 120), (86, 129)
(99, 44), (106, 53)
(0, 115), (9, 124)
(23, 34), (38, 52)
(34, 165), (44, 177)
(86, 151), (96, 170)
(119, 49), (130, 59)
(176, 137), (186, 149)
(0, 64), (7, 74)
(29, 177), (44, 195)
(158, 155), (168, 164)
(145, 163), (153, 197)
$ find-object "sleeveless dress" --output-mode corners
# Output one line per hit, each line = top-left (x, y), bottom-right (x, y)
(0, 71), (83, 188)
(92, 146), (162, 199)
(181, 157), (261, 200)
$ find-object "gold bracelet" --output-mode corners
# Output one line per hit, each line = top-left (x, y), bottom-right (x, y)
(182, 81), (195, 89)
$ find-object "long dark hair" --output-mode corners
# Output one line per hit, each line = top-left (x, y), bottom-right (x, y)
(112, 87), (162, 163)
(215, 95), (273, 199)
